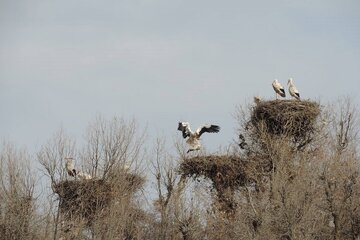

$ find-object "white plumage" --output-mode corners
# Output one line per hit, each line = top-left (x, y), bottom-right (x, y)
(288, 78), (300, 100)
(254, 96), (262, 105)
(177, 122), (220, 153)
(123, 164), (130, 171)
(65, 157), (77, 177)
(77, 171), (92, 180)
(272, 79), (286, 99)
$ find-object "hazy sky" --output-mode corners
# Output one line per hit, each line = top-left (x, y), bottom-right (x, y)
(1, 0), (360, 153)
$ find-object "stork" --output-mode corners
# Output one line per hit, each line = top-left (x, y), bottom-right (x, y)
(65, 157), (77, 177)
(177, 122), (220, 153)
(288, 78), (300, 100)
(77, 171), (92, 180)
(254, 96), (262, 105)
(272, 79), (286, 99)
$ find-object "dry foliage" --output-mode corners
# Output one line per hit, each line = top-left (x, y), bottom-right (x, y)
(0, 143), (38, 240)
(1, 99), (359, 240)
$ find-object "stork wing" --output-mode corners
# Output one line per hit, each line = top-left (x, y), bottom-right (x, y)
(279, 87), (286, 97)
(289, 85), (300, 99)
(197, 124), (220, 137)
(178, 122), (191, 138)
(272, 81), (286, 97)
(294, 90), (300, 98)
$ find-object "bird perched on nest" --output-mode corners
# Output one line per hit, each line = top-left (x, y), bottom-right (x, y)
(272, 79), (286, 99)
(177, 122), (220, 153)
(288, 78), (300, 100)
(254, 96), (262, 105)
(77, 171), (92, 180)
(65, 157), (77, 177)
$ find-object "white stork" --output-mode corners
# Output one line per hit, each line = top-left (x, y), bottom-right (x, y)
(77, 171), (92, 180)
(288, 78), (300, 100)
(272, 79), (286, 99)
(254, 96), (262, 105)
(177, 122), (220, 153)
(65, 157), (77, 177)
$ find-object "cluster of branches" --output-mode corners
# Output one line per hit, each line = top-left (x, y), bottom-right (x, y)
(0, 97), (359, 240)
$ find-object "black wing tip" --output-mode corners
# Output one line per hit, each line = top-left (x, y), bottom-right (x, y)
(177, 122), (182, 131)
(280, 89), (286, 97)
(178, 122), (188, 138)
(211, 125), (220, 132)
(182, 131), (188, 138)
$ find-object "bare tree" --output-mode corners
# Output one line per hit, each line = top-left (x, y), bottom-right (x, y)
(38, 128), (76, 187)
(37, 128), (76, 240)
(37, 116), (147, 240)
(150, 137), (201, 240)
(0, 142), (38, 239)
(328, 97), (359, 155)
(81, 116), (146, 180)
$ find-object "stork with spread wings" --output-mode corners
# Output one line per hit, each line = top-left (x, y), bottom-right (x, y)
(178, 122), (220, 153)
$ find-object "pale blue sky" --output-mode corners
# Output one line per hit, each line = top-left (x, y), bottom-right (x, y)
(1, 0), (360, 152)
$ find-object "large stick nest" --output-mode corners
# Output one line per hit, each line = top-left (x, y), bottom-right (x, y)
(54, 173), (144, 221)
(54, 179), (111, 221)
(179, 155), (253, 215)
(179, 155), (248, 191)
(251, 100), (320, 142)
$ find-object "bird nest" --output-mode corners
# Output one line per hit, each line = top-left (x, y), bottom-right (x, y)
(179, 155), (248, 191)
(54, 179), (111, 221)
(180, 155), (250, 215)
(250, 100), (320, 143)
(53, 173), (144, 222)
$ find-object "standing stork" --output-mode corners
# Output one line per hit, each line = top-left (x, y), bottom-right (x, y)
(65, 157), (77, 177)
(177, 122), (220, 153)
(288, 78), (300, 100)
(272, 79), (286, 99)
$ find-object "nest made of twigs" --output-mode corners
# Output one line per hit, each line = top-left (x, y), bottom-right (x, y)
(54, 173), (145, 221)
(54, 179), (111, 221)
(251, 100), (320, 142)
(179, 155), (248, 191)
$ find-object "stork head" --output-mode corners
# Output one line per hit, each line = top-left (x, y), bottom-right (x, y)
(288, 78), (293, 85)
(254, 96), (262, 104)
(65, 157), (73, 163)
(178, 122), (189, 129)
(273, 79), (279, 84)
